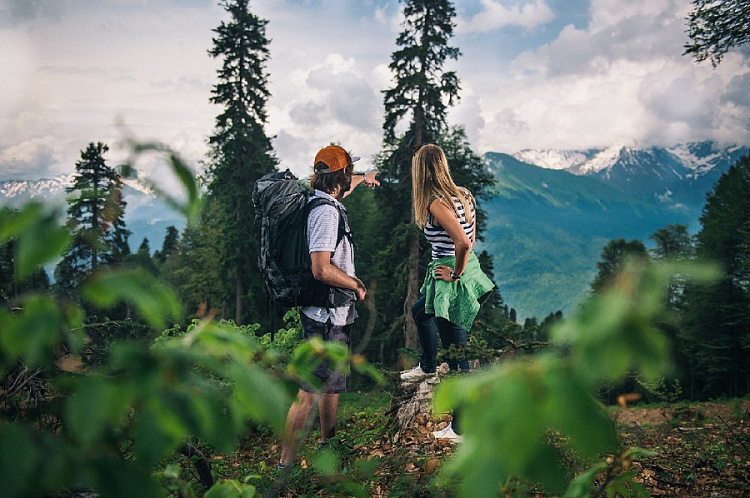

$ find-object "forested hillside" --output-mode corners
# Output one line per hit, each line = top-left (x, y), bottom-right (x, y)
(481, 152), (699, 318)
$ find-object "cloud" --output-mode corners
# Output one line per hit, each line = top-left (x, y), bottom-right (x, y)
(0, 135), (66, 180)
(266, 52), (384, 175)
(462, 0), (750, 153)
(0, 0), (65, 26)
(457, 0), (554, 33)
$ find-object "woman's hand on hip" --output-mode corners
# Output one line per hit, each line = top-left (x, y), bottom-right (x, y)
(434, 264), (456, 282)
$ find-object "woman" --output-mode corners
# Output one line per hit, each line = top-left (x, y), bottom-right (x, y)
(401, 143), (494, 383)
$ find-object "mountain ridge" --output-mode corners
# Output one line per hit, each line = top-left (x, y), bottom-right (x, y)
(2, 140), (748, 318)
(0, 174), (185, 254)
(481, 141), (748, 318)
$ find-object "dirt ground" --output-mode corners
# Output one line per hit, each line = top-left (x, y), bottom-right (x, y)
(200, 396), (750, 497)
(612, 400), (750, 497)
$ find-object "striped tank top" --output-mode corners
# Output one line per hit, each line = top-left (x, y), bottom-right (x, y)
(424, 194), (475, 260)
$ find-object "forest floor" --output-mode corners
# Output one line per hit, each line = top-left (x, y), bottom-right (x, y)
(176, 390), (750, 497)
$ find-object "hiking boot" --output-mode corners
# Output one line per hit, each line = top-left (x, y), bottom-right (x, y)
(432, 423), (464, 443)
(400, 365), (436, 383)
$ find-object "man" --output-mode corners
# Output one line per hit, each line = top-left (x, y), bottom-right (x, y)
(279, 145), (379, 469)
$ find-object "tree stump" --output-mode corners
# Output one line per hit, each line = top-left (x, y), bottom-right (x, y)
(390, 363), (451, 439)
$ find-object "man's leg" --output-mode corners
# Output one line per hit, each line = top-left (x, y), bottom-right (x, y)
(280, 389), (320, 467)
(318, 393), (339, 442)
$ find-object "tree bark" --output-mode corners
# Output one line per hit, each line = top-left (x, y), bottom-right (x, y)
(404, 105), (425, 350)
(179, 442), (214, 489)
(404, 226), (420, 350)
(235, 246), (243, 324)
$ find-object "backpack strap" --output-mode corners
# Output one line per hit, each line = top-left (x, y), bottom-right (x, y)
(307, 196), (352, 246)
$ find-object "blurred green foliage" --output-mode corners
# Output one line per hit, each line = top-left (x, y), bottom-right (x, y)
(0, 143), (380, 498)
(435, 259), (720, 497)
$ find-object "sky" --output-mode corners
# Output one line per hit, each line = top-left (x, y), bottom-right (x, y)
(1, 0), (749, 187)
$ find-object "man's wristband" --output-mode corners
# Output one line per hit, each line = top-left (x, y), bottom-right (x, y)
(450, 269), (462, 280)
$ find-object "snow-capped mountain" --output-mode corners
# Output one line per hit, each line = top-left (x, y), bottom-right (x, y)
(0, 175), (74, 205)
(483, 141), (748, 320)
(0, 173), (155, 206)
(1, 174), (185, 252)
(511, 141), (749, 206)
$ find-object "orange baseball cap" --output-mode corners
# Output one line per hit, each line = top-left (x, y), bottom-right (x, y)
(313, 145), (360, 173)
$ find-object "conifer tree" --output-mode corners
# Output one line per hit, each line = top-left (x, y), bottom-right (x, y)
(205, 0), (277, 324)
(684, 0), (750, 66)
(153, 225), (180, 265)
(590, 238), (648, 294)
(54, 142), (130, 300)
(682, 155), (750, 398)
(649, 224), (695, 261)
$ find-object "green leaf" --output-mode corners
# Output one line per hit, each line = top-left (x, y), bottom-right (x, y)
(0, 294), (74, 368)
(0, 203), (70, 280)
(314, 450), (340, 476)
(65, 376), (130, 447)
(544, 371), (618, 459)
(82, 267), (181, 330)
(564, 462), (607, 498)
(90, 457), (163, 498)
(0, 423), (39, 498)
(205, 480), (258, 498)
(133, 403), (186, 468)
(229, 363), (290, 434)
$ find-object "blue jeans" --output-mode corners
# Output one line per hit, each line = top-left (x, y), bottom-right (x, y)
(411, 296), (470, 373)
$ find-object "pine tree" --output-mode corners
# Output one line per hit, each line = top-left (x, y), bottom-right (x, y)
(649, 224), (695, 261)
(153, 226), (180, 265)
(682, 155), (750, 398)
(205, 0), (277, 324)
(590, 238), (648, 293)
(162, 202), (226, 323)
(377, 0), (461, 349)
(684, 0), (750, 66)
(54, 142), (131, 300)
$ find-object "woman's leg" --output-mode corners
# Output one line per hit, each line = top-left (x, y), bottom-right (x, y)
(436, 317), (470, 371)
(411, 296), (438, 373)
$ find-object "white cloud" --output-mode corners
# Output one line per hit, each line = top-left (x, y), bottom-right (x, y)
(267, 52), (384, 176)
(1, 0), (747, 184)
(461, 0), (750, 154)
(457, 0), (554, 33)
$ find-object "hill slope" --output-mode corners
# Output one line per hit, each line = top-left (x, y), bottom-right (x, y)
(480, 153), (695, 318)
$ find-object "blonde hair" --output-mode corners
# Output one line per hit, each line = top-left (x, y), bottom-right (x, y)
(412, 144), (474, 228)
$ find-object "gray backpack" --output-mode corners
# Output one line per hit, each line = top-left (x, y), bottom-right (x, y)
(253, 169), (355, 308)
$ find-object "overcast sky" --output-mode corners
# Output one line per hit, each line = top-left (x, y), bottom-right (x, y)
(1, 0), (749, 186)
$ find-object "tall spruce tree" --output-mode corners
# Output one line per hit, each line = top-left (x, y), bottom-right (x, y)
(206, 0), (277, 324)
(683, 155), (750, 398)
(54, 142), (130, 300)
(377, 0), (461, 349)
(153, 225), (180, 265)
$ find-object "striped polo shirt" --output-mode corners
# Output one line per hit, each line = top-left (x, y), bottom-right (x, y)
(424, 194), (475, 260)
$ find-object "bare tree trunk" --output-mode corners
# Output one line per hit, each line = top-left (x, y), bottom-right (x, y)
(235, 201), (243, 324)
(403, 106), (424, 350)
(404, 224), (420, 349)
(179, 442), (214, 489)
(235, 246), (243, 324)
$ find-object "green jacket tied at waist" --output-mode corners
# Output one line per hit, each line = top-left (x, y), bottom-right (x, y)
(420, 250), (495, 331)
